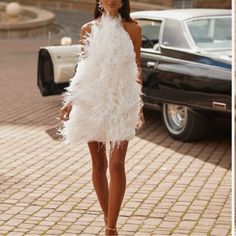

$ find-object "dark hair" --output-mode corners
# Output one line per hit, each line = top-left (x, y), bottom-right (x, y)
(94, 0), (135, 22)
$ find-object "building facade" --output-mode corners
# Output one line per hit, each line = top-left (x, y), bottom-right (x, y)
(136, 0), (231, 8)
(3, 0), (232, 9)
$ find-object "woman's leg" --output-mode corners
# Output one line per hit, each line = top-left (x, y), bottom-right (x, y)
(106, 141), (129, 235)
(88, 141), (109, 220)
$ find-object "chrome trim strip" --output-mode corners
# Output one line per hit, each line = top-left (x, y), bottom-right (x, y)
(141, 50), (231, 73)
(212, 102), (227, 110)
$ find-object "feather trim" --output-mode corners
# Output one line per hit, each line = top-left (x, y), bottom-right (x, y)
(57, 13), (144, 151)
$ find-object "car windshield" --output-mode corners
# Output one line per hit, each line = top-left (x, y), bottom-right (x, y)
(186, 17), (231, 50)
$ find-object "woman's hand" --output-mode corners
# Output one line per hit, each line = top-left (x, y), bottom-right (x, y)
(58, 104), (72, 121)
(136, 108), (145, 129)
(140, 110), (145, 128)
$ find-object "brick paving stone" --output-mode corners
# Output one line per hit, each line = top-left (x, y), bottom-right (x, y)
(159, 221), (179, 229)
(0, 225), (15, 232)
(134, 234), (150, 236)
(0, 214), (14, 221)
(194, 225), (214, 233)
(5, 219), (24, 227)
(172, 230), (193, 235)
(171, 234), (189, 236)
(44, 229), (64, 234)
(49, 224), (68, 231)
(182, 213), (200, 221)
(151, 228), (173, 235)
(211, 228), (230, 236)
(177, 220), (196, 229)
(190, 232), (208, 236)
(8, 232), (25, 236)
(31, 225), (49, 232)
(26, 230), (46, 235)
(11, 228), (30, 234)
(0, 231), (9, 235)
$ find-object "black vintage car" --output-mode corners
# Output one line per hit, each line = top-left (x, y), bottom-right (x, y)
(38, 9), (232, 142)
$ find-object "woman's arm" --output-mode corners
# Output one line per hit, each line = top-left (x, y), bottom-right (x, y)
(78, 23), (92, 59)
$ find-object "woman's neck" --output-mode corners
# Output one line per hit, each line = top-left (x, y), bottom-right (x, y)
(104, 9), (119, 18)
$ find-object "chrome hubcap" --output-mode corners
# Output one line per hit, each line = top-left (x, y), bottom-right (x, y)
(164, 104), (188, 135)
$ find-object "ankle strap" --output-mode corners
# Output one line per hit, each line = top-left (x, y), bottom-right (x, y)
(106, 226), (117, 231)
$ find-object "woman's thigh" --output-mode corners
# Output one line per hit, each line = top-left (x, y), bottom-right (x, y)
(88, 141), (107, 169)
(109, 141), (129, 165)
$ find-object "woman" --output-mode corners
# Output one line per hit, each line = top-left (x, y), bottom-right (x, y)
(58, 0), (144, 235)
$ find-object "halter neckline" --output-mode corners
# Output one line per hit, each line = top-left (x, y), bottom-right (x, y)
(101, 13), (122, 23)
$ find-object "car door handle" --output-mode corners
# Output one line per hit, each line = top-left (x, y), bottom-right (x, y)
(146, 61), (158, 69)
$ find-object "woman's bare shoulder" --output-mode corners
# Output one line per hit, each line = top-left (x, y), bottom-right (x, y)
(124, 19), (141, 34)
(80, 19), (100, 34)
(124, 19), (141, 43)
(80, 21), (92, 34)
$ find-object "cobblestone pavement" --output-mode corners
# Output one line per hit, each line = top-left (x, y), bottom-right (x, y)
(0, 36), (232, 236)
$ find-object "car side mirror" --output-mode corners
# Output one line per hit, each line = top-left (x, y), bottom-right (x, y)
(153, 43), (160, 51)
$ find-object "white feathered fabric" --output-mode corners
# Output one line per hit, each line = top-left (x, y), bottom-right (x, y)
(57, 13), (144, 150)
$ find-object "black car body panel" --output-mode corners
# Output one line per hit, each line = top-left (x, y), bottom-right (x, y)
(141, 46), (231, 113)
(132, 9), (232, 116)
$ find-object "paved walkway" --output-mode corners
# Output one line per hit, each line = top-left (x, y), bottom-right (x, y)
(0, 36), (232, 236)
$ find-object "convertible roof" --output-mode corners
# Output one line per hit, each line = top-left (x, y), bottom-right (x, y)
(131, 9), (231, 21)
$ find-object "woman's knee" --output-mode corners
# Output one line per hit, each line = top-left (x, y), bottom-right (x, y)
(109, 141), (128, 176)
(109, 161), (125, 176)
(92, 157), (108, 173)
(88, 141), (107, 173)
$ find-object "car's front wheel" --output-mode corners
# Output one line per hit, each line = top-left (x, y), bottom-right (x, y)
(162, 103), (208, 142)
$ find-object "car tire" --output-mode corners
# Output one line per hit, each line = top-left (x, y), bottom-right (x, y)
(162, 103), (208, 142)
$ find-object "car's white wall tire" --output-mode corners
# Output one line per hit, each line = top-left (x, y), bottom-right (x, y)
(162, 103), (208, 142)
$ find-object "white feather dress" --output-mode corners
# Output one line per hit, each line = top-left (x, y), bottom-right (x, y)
(57, 13), (144, 150)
